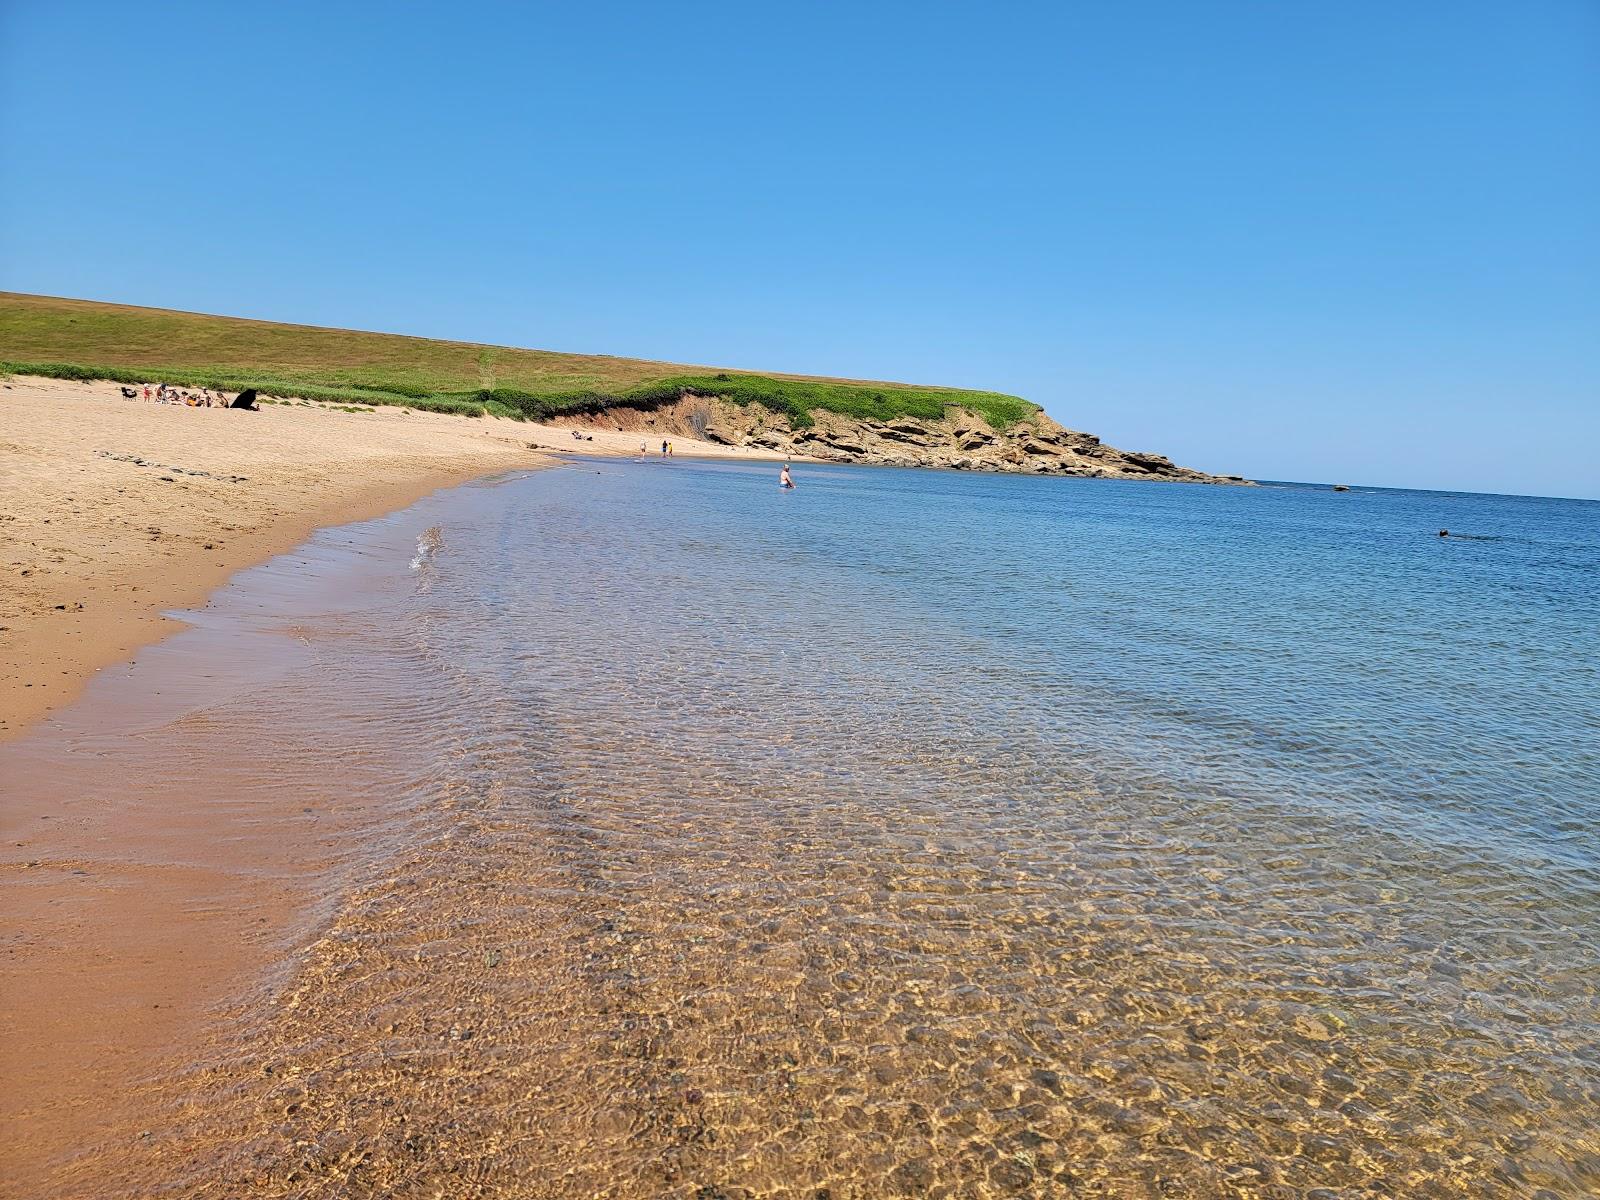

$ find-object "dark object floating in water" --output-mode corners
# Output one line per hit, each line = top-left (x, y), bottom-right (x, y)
(1440, 529), (1449, 537)
(1332, 484), (1350, 492)
(229, 388), (258, 411)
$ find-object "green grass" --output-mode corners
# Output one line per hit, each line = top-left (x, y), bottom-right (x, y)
(0, 292), (1038, 429)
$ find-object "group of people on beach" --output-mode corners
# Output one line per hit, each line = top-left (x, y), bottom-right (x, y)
(123, 382), (231, 409)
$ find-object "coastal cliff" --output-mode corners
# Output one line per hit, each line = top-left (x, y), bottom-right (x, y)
(555, 394), (1250, 484)
(2, 293), (1249, 483)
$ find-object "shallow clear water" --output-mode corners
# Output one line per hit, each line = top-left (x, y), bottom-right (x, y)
(35, 462), (1600, 1196)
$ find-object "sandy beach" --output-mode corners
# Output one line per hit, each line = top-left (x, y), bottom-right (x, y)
(4, 385), (1598, 1197)
(0, 376), (801, 1193)
(0, 376), (782, 740)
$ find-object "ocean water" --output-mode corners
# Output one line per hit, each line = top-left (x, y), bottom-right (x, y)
(24, 460), (1600, 1197)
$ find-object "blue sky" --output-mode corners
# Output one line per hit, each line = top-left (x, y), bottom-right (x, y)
(2, 2), (1596, 497)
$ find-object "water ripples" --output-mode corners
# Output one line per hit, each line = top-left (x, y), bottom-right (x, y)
(48, 463), (1600, 1197)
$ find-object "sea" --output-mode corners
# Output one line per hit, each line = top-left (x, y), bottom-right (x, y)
(13, 459), (1600, 1197)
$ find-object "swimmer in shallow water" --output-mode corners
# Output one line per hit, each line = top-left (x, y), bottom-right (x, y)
(780, 463), (795, 489)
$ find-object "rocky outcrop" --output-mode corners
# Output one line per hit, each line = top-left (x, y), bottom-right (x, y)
(554, 393), (1251, 485)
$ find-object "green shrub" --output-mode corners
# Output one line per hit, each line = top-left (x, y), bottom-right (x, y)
(0, 362), (1035, 430)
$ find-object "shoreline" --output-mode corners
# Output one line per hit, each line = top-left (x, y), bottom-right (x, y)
(0, 489), (496, 1192)
(0, 380), (818, 1189)
(0, 376), (796, 741)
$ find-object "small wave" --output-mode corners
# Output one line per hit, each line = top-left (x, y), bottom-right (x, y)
(410, 525), (444, 571)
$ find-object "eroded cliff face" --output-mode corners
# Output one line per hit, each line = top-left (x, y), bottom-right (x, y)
(556, 394), (1250, 484)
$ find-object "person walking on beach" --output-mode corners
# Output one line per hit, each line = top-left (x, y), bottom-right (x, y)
(662, 439), (669, 456)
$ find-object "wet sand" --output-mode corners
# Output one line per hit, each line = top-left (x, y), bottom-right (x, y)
(0, 377), (543, 1193)
(0, 376), (542, 739)
(0, 379), (794, 1195)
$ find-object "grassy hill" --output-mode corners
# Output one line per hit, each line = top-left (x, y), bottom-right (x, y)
(0, 292), (1038, 430)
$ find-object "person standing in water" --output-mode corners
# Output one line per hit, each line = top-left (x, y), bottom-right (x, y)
(661, 439), (669, 456)
(780, 463), (795, 489)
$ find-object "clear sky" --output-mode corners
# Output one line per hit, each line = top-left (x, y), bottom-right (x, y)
(2, 2), (1596, 497)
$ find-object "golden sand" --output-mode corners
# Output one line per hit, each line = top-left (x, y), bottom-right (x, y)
(0, 376), (777, 738)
